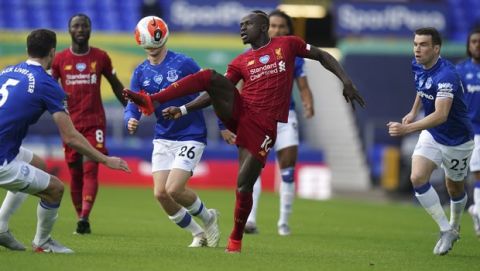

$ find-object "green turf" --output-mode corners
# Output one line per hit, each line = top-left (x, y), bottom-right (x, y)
(1, 187), (479, 270)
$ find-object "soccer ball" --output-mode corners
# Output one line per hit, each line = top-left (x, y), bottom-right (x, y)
(134, 16), (169, 48)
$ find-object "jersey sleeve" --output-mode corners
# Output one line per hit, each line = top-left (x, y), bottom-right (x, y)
(225, 57), (242, 85)
(435, 73), (458, 99)
(41, 80), (67, 114)
(182, 57), (201, 75)
(124, 68), (142, 127)
(294, 57), (306, 78)
(288, 36), (310, 58)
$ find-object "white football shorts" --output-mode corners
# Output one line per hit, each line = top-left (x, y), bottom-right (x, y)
(151, 139), (205, 173)
(413, 130), (474, 181)
(469, 135), (480, 172)
(0, 147), (50, 194)
(274, 110), (299, 151)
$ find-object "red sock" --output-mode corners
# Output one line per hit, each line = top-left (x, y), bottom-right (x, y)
(229, 190), (253, 241)
(68, 165), (83, 217)
(80, 161), (99, 219)
(150, 69), (213, 103)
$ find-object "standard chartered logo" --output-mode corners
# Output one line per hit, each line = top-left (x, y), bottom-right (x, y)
(338, 4), (446, 32)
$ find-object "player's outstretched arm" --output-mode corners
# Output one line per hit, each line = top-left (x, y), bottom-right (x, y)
(52, 111), (130, 172)
(307, 47), (366, 110)
(162, 92), (212, 120)
(106, 72), (127, 107)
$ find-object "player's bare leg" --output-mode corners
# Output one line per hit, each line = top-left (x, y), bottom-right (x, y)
(226, 148), (263, 253)
(166, 169), (220, 247)
(153, 171), (206, 247)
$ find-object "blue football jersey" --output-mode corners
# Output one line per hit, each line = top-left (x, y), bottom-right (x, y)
(289, 57), (306, 110)
(412, 58), (473, 146)
(124, 51), (207, 143)
(0, 60), (66, 164)
(456, 59), (480, 134)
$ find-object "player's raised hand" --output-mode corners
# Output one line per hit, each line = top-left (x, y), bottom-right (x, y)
(104, 156), (130, 172)
(127, 118), (139, 135)
(220, 129), (236, 145)
(387, 121), (406, 137)
(162, 106), (182, 120)
(342, 83), (366, 110)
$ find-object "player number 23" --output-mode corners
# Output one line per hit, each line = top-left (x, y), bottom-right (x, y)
(0, 79), (20, 108)
(449, 158), (468, 171)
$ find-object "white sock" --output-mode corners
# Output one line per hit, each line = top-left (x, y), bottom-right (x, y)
(186, 196), (211, 226)
(278, 167), (295, 226)
(450, 193), (467, 230)
(0, 191), (28, 232)
(415, 186), (451, 232)
(474, 186), (480, 215)
(169, 208), (203, 236)
(33, 201), (59, 246)
(247, 177), (261, 224)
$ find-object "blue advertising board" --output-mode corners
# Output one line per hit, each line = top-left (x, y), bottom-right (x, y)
(334, 1), (449, 38)
(162, 0), (279, 33)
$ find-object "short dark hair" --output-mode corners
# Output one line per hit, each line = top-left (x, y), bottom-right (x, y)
(268, 9), (294, 35)
(467, 27), (480, 57)
(251, 10), (269, 26)
(414, 27), (442, 47)
(68, 13), (91, 28)
(27, 29), (57, 58)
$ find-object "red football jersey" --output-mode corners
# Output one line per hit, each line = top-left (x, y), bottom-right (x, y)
(225, 36), (310, 122)
(51, 47), (115, 129)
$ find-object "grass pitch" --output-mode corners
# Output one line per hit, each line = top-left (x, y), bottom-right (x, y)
(1, 186), (480, 271)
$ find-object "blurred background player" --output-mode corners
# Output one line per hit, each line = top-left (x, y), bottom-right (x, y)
(388, 27), (473, 255)
(124, 16), (220, 248)
(50, 14), (127, 234)
(124, 11), (365, 253)
(240, 9), (315, 236)
(0, 29), (130, 253)
(456, 27), (480, 236)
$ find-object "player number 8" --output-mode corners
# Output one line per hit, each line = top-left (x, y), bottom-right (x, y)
(95, 129), (104, 143)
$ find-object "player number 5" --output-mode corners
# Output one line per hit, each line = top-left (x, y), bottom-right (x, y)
(0, 79), (20, 107)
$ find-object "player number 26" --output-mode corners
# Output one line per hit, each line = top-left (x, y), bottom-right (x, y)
(179, 146), (196, 159)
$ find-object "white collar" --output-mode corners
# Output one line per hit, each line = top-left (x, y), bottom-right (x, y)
(26, 59), (42, 66)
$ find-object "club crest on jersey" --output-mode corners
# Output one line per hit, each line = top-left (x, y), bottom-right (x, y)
(425, 77), (432, 89)
(275, 48), (283, 59)
(259, 55), (270, 64)
(167, 70), (179, 82)
(154, 74), (163, 84)
(90, 62), (97, 72)
(76, 63), (87, 72)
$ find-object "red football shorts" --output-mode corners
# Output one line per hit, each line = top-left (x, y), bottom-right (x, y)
(64, 126), (108, 163)
(222, 90), (277, 166)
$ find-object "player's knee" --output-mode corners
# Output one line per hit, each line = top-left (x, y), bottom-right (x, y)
(409, 173), (427, 187)
(153, 189), (170, 203)
(166, 187), (182, 202)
